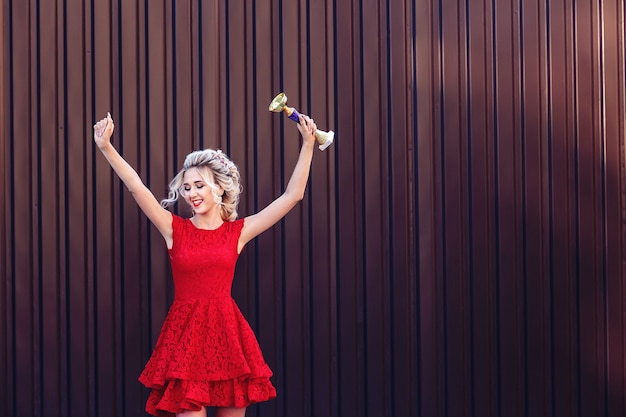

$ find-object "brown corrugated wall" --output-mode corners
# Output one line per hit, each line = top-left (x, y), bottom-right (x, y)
(1, 1), (624, 417)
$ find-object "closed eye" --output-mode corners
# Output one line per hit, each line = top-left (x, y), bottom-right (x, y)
(181, 181), (206, 192)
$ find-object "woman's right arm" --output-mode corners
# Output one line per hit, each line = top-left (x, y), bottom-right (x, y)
(93, 113), (173, 245)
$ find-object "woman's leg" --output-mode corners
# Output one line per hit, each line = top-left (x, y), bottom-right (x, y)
(215, 407), (246, 417)
(177, 408), (207, 417)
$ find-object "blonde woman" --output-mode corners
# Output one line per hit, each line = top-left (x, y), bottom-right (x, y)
(93, 112), (317, 417)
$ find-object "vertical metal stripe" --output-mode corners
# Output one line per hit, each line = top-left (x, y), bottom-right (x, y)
(358, 1), (369, 414)
(411, 0), (421, 414)
(436, 0), (448, 413)
(0, 0), (4, 411)
(384, 2), (395, 416)
(254, 0), (260, 331)
(544, 1), (557, 414)
(305, 3), (315, 416)
(115, 1), (124, 414)
(490, 0), (503, 413)
(597, 0), (609, 414)
(224, 1), (231, 156)
(464, 0), (476, 413)
(143, 0), (153, 350)
(169, 0), (178, 221)
(197, 0), (204, 149)
(331, 2), (343, 416)
(34, 0), (43, 414)
(276, 1), (288, 414)
(59, 1), (70, 415)
(518, 0), (530, 414)
(92, 0), (99, 410)
(8, 0), (16, 414)
(89, 0), (100, 416)
(571, 1), (583, 415)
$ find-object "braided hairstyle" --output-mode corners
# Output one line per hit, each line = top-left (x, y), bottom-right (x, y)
(161, 149), (242, 221)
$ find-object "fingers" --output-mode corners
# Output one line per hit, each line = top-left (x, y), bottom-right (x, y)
(93, 112), (113, 125)
(93, 112), (115, 139)
(298, 114), (317, 136)
(93, 115), (109, 129)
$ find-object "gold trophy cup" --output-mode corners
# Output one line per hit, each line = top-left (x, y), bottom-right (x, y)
(269, 93), (335, 151)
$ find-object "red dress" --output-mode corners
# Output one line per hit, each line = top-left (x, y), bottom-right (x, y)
(139, 214), (276, 416)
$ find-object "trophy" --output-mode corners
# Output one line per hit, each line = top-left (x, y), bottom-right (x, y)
(269, 92), (335, 151)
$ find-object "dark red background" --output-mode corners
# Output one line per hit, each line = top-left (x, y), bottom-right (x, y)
(1, 1), (624, 416)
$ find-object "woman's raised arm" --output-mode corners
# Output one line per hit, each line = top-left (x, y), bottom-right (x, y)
(93, 113), (173, 246)
(238, 114), (318, 252)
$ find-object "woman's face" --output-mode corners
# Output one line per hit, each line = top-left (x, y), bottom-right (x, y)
(181, 167), (219, 214)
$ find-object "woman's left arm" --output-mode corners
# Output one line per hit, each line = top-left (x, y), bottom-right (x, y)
(238, 114), (317, 252)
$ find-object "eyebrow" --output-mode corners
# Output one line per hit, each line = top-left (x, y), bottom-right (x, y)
(182, 180), (206, 186)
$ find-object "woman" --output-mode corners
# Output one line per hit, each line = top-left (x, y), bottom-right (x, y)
(93, 111), (317, 417)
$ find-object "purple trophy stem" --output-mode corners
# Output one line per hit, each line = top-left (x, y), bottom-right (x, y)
(287, 108), (301, 123)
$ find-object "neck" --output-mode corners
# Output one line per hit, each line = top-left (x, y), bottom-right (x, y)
(191, 211), (224, 230)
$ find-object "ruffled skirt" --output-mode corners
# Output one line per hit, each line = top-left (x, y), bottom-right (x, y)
(139, 297), (276, 416)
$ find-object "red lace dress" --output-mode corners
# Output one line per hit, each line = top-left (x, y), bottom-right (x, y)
(139, 214), (276, 416)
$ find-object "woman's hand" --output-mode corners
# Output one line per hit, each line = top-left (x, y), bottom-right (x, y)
(297, 114), (317, 146)
(93, 112), (115, 149)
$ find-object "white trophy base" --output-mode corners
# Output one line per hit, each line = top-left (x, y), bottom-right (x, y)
(318, 130), (335, 151)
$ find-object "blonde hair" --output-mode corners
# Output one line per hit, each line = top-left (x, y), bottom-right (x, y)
(161, 149), (242, 221)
